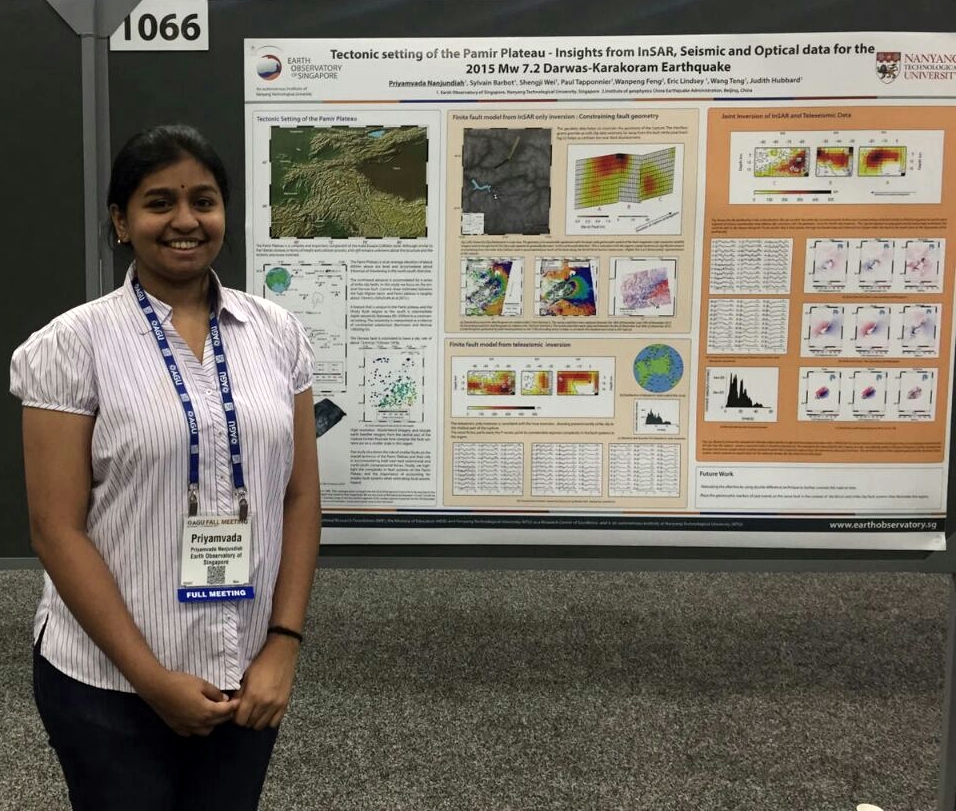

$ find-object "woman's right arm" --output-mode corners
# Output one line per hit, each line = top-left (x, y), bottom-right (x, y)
(22, 406), (237, 736)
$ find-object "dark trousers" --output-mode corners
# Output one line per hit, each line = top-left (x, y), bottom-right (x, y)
(33, 645), (278, 811)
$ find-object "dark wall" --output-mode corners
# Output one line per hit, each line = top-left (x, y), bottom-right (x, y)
(6, 0), (956, 567)
(3, 1), (86, 557)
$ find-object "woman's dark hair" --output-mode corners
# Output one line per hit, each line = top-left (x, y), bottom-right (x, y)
(107, 124), (230, 224)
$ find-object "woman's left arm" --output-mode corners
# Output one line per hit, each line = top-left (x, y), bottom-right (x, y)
(235, 389), (320, 730)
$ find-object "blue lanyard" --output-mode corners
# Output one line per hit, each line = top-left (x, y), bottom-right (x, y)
(132, 276), (248, 520)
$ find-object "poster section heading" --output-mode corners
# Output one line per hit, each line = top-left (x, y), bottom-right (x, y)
(246, 33), (956, 101)
(244, 33), (956, 549)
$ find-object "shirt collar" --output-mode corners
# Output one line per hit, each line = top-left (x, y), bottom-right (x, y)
(122, 264), (250, 334)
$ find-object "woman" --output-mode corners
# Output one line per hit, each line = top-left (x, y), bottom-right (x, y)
(10, 124), (320, 810)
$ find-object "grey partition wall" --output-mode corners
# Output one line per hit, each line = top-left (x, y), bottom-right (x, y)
(4, 0), (956, 568)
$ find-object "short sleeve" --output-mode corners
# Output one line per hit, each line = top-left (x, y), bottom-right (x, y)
(10, 318), (97, 415)
(286, 311), (314, 395)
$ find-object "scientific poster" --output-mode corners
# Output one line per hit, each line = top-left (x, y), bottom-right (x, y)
(244, 33), (956, 548)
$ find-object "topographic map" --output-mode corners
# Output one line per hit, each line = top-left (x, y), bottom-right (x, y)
(461, 128), (551, 235)
(270, 126), (427, 239)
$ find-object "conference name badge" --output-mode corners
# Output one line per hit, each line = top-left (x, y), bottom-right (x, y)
(178, 515), (254, 603)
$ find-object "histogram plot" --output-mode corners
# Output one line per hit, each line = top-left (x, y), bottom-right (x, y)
(849, 370), (888, 417)
(800, 369), (842, 418)
(753, 147), (809, 177)
(635, 398), (680, 435)
(566, 143), (683, 236)
(858, 239), (894, 288)
(815, 147), (853, 177)
(361, 352), (425, 422)
(858, 146), (907, 176)
(896, 369), (936, 419)
(536, 258), (598, 317)
(610, 257), (676, 317)
(903, 240), (942, 289)
(704, 367), (778, 423)
(810, 240), (850, 287)
(461, 257), (523, 317)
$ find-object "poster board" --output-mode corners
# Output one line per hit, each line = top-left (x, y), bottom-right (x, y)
(243, 32), (956, 550)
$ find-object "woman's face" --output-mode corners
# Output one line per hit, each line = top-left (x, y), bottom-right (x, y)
(111, 154), (225, 287)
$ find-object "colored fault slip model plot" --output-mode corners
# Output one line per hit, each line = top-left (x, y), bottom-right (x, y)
(536, 259), (598, 316)
(728, 129), (943, 204)
(268, 125), (428, 240)
(460, 257), (524, 317)
(704, 367), (779, 422)
(359, 351), (425, 423)
(461, 127), (552, 236)
(261, 263), (348, 393)
(566, 144), (683, 235)
(450, 356), (615, 418)
(801, 302), (941, 358)
(798, 367), (937, 421)
(635, 398), (681, 435)
(805, 237), (944, 293)
(609, 258), (676, 317)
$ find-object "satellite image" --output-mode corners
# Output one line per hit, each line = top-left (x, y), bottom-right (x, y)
(461, 127), (551, 235)
(270, 125), (427, 239)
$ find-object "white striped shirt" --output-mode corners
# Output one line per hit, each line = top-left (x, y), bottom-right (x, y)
(10, 268), (313, 692)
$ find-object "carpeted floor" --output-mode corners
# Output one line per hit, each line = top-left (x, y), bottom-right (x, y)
(0, 568), (948, 810)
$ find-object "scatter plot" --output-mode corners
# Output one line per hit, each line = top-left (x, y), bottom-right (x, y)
(904, 240), (941, 288)
(537, 259), (598, 317)
(815, 147), (853, 177)
(800, 370), (842, 418)
(270, 125), (427, 239)
(805, 305), (844, 352)
(896, 369), (936, 418)
(450, 356), (615, 418)
(850, 370), (888, 416)
(704, 367), (779, 422)
(753, 147), (809, 177)
(800, 366), (936, 420)
(859, 146), (907, 177)
(461, 257), (523, 317)
(362, 352), (424, 422)
(461, 127), (551, 236)
(610, 257), (676, 317)
(811, 240), (849, 285)
(901, 305), (939, 353)
(804, 237), (946, 293)
(858, 240), (894, 287)
(852, 305), (891, 351)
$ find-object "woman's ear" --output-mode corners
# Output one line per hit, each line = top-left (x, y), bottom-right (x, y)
(109, 204), (129, 244)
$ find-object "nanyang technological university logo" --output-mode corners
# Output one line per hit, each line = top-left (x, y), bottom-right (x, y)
(876, 52), (901, 84)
